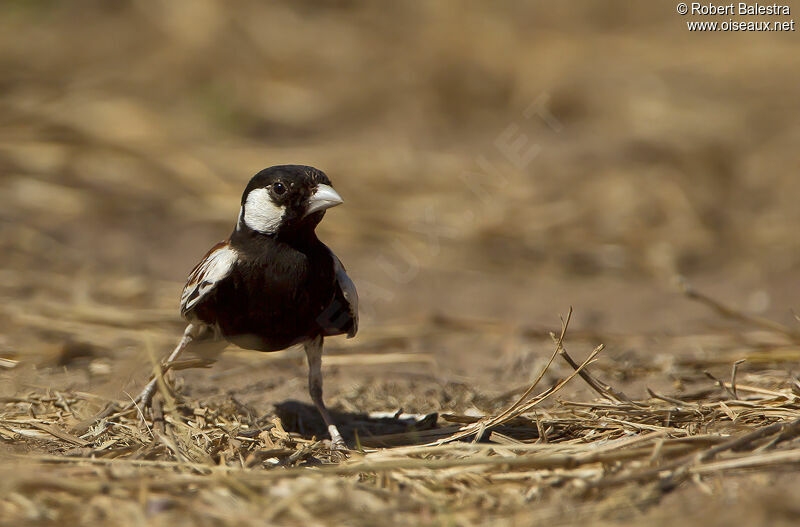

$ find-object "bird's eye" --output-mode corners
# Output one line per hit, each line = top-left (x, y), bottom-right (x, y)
(273, 182), (286, 195)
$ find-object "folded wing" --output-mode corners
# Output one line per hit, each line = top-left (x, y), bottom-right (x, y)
(322, 250), (359, 338)
(180, 241), (238, 320)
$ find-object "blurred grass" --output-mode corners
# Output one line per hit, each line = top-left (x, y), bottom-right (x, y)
(1, 1), (799, 283)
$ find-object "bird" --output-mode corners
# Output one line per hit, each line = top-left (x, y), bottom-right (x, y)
(134, 165), (358, 448)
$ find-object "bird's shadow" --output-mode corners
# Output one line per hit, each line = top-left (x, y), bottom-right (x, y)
(274, 400), (439, 447)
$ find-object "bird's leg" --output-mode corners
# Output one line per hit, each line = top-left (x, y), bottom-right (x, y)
(304, 335), (346, 449)
(134, 324), (195, 408)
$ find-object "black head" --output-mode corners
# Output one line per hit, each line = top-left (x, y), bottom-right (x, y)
(237, 165), (342, 236)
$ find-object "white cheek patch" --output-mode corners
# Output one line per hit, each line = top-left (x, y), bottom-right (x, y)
(241, 188), (285, 234)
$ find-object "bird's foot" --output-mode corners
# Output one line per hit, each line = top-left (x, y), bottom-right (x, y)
(132, 377), (159, 410)
(328, 424), (347, 452)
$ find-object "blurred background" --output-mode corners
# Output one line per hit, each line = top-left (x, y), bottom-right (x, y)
(0, 1), (798, 402)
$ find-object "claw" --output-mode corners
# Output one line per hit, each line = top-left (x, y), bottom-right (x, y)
(134, 377), (159, 408)
(328, 424), (347, 451)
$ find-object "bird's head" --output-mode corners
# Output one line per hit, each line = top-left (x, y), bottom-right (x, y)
(237, 165), (343, 236)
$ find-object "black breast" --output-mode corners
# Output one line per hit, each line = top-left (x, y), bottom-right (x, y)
(200, 236), (337, 352)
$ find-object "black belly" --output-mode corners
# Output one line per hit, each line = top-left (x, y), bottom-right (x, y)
(193, 244), (338, 352)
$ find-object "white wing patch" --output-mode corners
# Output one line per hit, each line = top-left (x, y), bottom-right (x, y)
(241, 188), (285, 234)
(180, 242), (238, 318)
(332, 253), (359, 338)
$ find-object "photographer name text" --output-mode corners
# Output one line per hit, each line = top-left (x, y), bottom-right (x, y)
(688, 3), (790, 15)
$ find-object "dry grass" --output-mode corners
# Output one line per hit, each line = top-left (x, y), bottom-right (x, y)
(3, 292), (800, 526)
